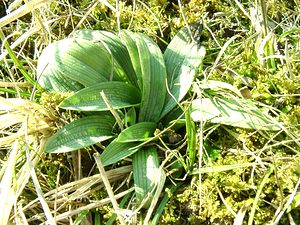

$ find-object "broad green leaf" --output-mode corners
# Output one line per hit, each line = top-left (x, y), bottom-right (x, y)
(37, 38), (114, 91)
(59, 81), (141, 111)
(161, 25), (206, 118)
(133, 33), (167, 123)
(37, 62), (84, 92)
(45, 115), (115, 153)
(132, 146), (161, 208)
(100, 140), (141, 166)
(72, 30), (138, 85)
(191, 96), (281, 130)
(117, 122), (157, 142)
(144, 167), (166, 224)
(119, 30), (143, 89)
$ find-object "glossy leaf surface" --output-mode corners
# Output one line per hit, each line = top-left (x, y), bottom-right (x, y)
(72, 30), (138, 85)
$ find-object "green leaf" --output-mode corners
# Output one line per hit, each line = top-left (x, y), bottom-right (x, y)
(72, 30), (138, 85)
(161, 26), (206, 118)
(45, 115), (115, 153)
(119, 30), (143, 89)
(151, 184), (180, 225)
(191, 96), (281, 130)
(117, 122), (157, 142)
(132, 146), (161, 208)
(100, 140), (141, 166)
(59, 81), (141, 111)
(37, 38), (114, 91)
(133, 33), (167, 123)
(74, 211), (90, 225)
(124, 107), (137, 126)
(185, 105), (196, 169)
(37, 63), (84, 92)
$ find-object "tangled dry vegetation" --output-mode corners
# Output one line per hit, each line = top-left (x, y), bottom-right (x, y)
(0, 0), (299, 224)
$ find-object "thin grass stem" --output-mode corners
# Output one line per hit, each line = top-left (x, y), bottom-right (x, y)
(94, 153), (126, 225)
(248, 166), (274, 225)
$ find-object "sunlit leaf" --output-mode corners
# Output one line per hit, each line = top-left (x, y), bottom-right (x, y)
(72, 30), (138, 85)
(45, 115), (115, 153)
(161, 25), (206, 118)
(132, 146), (161, 208)
(119, 30), (143, 89)
(195, 80), (243, 97)
(117, 122), (157, 142)
(191, 96), (281, 130)
(191, 163), (257, 174)
(59, 81), (141, 111)
(133, 33), (167, 123)
(185, 105), (196, 168)
(101, 140), (141, 166)
(37, 38), (114, 92)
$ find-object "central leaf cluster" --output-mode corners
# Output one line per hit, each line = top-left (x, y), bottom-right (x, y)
(37, 28), (205, 156)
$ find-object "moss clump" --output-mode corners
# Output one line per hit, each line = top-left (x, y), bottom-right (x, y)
(161, 151), (300, 224)
(160, 199), (179, 224)
(39, 91), (72, 110)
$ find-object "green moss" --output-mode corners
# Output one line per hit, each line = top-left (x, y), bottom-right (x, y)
(160, 199), (179, 224)
(160, 150), (300, 224)
(39, 91), (72, 109)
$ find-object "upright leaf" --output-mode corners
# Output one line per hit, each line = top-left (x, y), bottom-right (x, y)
(124, 107), (137, 126)
(45, 115), (115, 153)
(132, 146), (162, 209)
(119, 30), (143, 89)
(161, 25), (206, 118)
(72, 30), (138, 86)
(59, 81), (141, 111)
(133, 33), (167, 122)
(185, 105), (197, 169)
